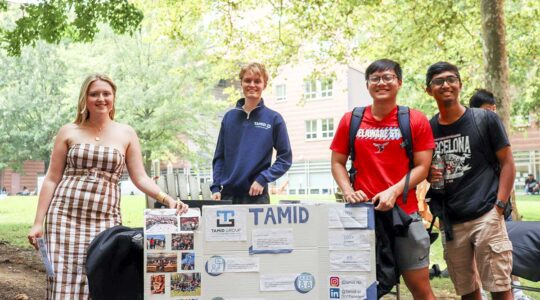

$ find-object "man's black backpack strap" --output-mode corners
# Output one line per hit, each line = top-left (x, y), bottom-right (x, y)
(471, 108), (499, 172)
(397, 105), (414, 204)
(397, 106), (414, 169)
(348, 106), (366, 185)
(471, 108), (513, 219)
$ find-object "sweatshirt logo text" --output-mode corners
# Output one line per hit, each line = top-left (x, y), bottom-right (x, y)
(254, 122), (271, 129)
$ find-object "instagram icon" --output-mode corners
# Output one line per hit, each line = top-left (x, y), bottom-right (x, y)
(329, 276), (340, 287)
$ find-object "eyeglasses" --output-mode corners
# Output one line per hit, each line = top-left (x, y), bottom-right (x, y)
(368, 74), (397, 84)
(429, 76), (460, 87)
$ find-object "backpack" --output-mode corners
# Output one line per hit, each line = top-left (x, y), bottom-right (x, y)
(348, 105), (414, 204)
(86, 226), (144, 300)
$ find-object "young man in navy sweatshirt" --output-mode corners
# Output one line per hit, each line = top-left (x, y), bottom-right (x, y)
(210, 62), (292, 204)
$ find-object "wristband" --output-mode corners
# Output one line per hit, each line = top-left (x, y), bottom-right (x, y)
(156, 191), (168, 204)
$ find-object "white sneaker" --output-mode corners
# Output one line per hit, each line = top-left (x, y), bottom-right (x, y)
(513, 289), (532, 300)
(481, 289), (489, 300)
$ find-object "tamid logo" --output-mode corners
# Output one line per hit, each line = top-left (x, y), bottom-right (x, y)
(329, 276), (340, 287)
(216, 210), (235, 227)
(329, 288), (340, 299)
(254, 121), (271, 129)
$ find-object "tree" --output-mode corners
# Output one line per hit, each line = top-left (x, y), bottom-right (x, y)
(106, 32), (223, 172)
(0, 0), (143, 56)
(167, 0), (540, 124)
(0, 42), (71, 171)
(481, 0), (521, 220)
(0, 2), (224, 173)
(481, 0), (510, 129)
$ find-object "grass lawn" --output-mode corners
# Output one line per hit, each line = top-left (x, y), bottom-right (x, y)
(1, 194), (539, 298)
(0, 195), (146, 248)
(515, 194), (540, 221)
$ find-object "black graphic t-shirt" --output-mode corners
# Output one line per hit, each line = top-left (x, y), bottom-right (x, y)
(431, 108), (510, 223)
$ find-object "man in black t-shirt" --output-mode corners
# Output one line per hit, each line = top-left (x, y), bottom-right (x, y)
(425, 62), (516, 300)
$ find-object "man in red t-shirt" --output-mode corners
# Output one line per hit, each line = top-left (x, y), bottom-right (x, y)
(330, 59), (435, 299)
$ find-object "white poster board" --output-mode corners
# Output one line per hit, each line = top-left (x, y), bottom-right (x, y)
(144, 203), (376, 300)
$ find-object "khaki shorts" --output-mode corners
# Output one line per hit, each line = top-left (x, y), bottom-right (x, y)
(441, 206), (513, 296)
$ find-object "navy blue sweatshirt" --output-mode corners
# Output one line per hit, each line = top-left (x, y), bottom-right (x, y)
(211, 99), (292, 196)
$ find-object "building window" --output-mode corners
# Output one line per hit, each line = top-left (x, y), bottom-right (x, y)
(310, 189), (320, 194)
(321, 118), (334, 138)
(306, 118), (334, 140)
(320, 79), (333, 97)
(303, 78), (333, 100)
(322, 188), (330, 194)
(305, 120), (318, 140)
(275, 84), (286, 101)
(298, 189), (306, 195)
(289, 189), (296, 195)
(303, 80), (317, 100)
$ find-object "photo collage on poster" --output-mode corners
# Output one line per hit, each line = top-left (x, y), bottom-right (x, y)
(144, 208), (201, 299)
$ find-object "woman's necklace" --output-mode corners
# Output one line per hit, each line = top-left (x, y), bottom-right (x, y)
(95, 126), (103, 141)
(89, 122), (109, 141)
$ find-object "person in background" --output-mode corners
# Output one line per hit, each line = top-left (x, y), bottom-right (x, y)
(211, 62), (292, 204)
(27, 74), (188, 299)
(21, 186), (30, 196)
(524, 174), (538, 195)
(469, 88), (496, 112)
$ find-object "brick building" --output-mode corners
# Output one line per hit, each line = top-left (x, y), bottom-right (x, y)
(0, 160), (45, 195)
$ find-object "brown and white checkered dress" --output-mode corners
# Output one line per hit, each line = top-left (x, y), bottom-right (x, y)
(45, 143), (125, 299)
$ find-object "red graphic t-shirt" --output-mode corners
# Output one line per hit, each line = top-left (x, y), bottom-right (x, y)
(330, 106), (434, 214)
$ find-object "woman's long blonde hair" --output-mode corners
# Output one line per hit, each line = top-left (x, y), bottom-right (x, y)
(74, 74), (117, 125)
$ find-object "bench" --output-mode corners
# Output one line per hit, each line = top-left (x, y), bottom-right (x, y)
(147, 171), (212, 208)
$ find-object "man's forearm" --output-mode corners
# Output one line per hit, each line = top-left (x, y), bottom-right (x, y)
(496, 147), (516, 202)
(497, 163), (515, 202)
(331, 162), (354, 194)
(390, 163), (429, 197)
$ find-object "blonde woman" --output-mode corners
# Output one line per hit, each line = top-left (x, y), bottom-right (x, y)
(27, 74), (187, 299)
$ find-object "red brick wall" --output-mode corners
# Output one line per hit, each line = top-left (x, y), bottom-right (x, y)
(0, 160), (45, 195)
(509, 128), (540, 152)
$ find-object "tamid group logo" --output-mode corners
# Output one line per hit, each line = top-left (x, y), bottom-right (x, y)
(329, 288), (340, 299)
(329, 276), (340, 287)
(254, 121), (272, 130)
(216, 210), (235, 227)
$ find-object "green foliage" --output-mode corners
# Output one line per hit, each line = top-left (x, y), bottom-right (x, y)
(1, 0), (143, 56)
(109, 32), (221, 170)
(0, 2), (223, 171)
(0, 42), (71, 171)
(167, 0), (540, 123)
(1, 0), (539, 122)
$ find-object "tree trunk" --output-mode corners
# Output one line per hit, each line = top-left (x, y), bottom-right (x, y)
(481, 0), (510, 129)
(481, 0), (520, 220)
